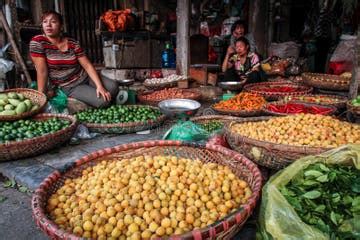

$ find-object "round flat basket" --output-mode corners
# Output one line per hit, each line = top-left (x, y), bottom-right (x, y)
(82, 105), (166, 134)
(263, 101), (337, 116)
(190, 115), (243, 125)
(302, 72), (351, 91)
(211, 104), (263, 117)
(347, 101), (360, 116)
(282, 94), (348, 109)
(225, 117), (331, 169)
(138, 89), (202, 106)
(0, 114), (77, 161)
(143, 80), (178, 90)
(243, 82), (313, 101)
(32, 140), (262, 240)
(0, 88), (47, 121)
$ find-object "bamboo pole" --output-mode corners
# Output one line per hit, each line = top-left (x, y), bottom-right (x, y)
(176, 0), (190, 79)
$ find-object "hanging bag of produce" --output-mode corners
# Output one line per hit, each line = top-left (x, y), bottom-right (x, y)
(258, 144), (360, 240)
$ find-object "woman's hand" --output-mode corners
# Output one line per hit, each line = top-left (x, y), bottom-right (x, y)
(96, 86), (111, 102)
(226, 45), (235, 56)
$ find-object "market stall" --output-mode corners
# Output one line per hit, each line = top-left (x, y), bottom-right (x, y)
(0, 1), (359, 239)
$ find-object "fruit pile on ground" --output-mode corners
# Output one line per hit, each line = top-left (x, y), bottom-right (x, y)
(47, 155), (252, 239)
(0, 92), (39, 116)
(75, 105), (162, 124)
(0, 118), (70, 143)
(231, 114), (360, 148)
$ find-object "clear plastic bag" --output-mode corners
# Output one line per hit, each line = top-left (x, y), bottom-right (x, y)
(258, 144), (360, 240)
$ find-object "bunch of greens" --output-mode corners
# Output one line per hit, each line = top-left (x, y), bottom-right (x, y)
(280, 162), (360, 239)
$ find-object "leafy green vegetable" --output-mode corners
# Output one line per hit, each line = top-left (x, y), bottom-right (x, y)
(280, 162), (360, 239)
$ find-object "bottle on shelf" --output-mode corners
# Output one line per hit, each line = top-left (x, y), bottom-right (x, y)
(161, 42), (176, 68)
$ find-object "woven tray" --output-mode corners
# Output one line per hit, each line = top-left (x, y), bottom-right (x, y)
(143, 80), (178, 90)
(138, 89), (202, 106)
(32, 140), (262, 240)
(282, 94), (348, 109)
(82, 105), (166, 134)
(0, 114), (77, 162)
(263, 101), (337, 116)
(243, 82), (313, 101)
(225, 117), (331, 169)
(302, 72), (351, 91)
(190, 115), (243, 125)
(347, 101), (360, 116)
(211, 105), (263, 117)
(0, 88), (47, 121)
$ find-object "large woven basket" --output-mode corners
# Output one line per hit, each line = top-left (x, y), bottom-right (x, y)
(138, 89), (202, 106)
(225, 117), (331, 169)
(302, 72), (351, 91)
(0, 88), (47, 121)
(282, 94), (348, 109)
(263, 101), (337, 116)
(82, 105), (166, 134)
(32, 140), (262, 240)
(243, 82), (313, 101)
(0, 114), (77, 161)
(347, 101), (360, 116)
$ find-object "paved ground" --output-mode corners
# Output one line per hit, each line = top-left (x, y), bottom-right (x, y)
(0, 178), (48, 240)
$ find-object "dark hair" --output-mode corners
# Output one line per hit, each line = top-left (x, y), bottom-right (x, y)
(231, 20), (247, 34)
(235, 37), (250, 48)
(41, 10), (63, 25)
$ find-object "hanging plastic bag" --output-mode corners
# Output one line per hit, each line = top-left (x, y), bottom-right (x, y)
(258, 144), (360, 240)
(49, 88), (68, 113)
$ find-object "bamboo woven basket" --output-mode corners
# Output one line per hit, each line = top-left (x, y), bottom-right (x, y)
(0, 114), (77, 161)
(282, 94), (348, 109)
(347, 101), (360, 116)
(0, 88), (47, 121)
(302, 72), (351, 91)
(263, 101), (337, 116)
(225, 117), (331, 169)
(243, 82), (313, 101)
(81, 105), (166, 134)
(32, 140), (262, 240)
(138, 89), (202, 106)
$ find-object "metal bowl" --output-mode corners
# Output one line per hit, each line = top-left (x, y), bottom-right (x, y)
(218, 81), (245, 91)
(117, 79), (135, 86)
(158, 99), (201, 118)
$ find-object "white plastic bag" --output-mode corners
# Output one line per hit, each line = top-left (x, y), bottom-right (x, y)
(0, 58), (14, 78)
(330, 34), (356, 62)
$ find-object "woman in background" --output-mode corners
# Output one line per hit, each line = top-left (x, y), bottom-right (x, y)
(30, 10), (118, 108)
(222, 37), (261, 84)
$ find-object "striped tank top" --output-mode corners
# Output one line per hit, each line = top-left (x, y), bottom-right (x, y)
(29, 35), (87, 87)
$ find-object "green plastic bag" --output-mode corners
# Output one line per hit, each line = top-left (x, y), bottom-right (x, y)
(164, 121), (210, 142)
(29, 82), (68, 113)
(49, 88), (68, 113)
(258, 144), (360, 240)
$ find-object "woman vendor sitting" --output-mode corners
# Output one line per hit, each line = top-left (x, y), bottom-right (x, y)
(222, 37), (262, 84)
(30, 10), (118, 108)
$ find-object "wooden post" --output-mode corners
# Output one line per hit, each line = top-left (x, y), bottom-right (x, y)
(176, 0), (190, 80)
(349, 26), (360, 100)
(0, 10), (32, 85)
